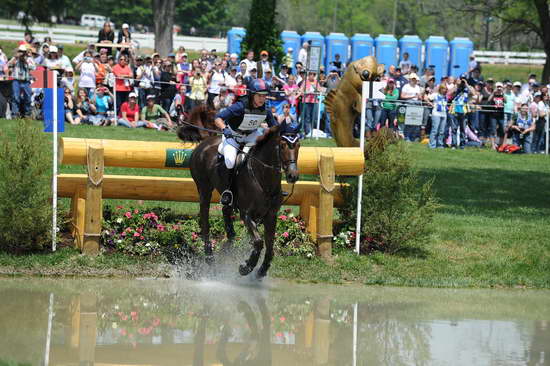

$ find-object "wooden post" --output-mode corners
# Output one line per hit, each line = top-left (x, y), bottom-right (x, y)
(70, 187), (86, 249)
(82, 145), (104, 255)
(78, 293), (97, 366)
(317, 153), (335, 261)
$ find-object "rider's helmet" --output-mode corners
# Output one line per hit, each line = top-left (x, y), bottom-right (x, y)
(249, 79), (269, 95)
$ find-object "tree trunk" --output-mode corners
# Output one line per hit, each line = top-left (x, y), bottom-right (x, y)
(534, 0), (550, 82)
(152, 0), (176, 57)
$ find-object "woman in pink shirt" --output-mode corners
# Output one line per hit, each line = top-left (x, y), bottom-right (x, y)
(301, 72), (319, 136)
(112, 55), (134, 111)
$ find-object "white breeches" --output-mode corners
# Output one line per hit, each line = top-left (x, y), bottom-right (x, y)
(218, 127), (264, 169)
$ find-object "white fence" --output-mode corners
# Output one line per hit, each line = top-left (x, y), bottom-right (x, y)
(0, 24), (227, 51)
(473, 50), (546, 65)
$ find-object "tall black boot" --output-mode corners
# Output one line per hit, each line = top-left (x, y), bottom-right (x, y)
(219, 164), (235, 206)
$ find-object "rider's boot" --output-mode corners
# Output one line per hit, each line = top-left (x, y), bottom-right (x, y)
(219, 165), (235, 206)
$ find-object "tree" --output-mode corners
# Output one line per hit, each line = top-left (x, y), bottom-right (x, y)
(152, 0), (176, 56)
(0, 0), (66, 29)
(240, 0), (284, 67)
(176, 0), (229, 37)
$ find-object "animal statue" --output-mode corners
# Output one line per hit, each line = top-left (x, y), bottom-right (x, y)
(187, 124), (300, 279)
(325, 56), (385, 147)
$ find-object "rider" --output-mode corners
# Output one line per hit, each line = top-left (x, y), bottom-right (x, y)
(214, 78), (276, 205)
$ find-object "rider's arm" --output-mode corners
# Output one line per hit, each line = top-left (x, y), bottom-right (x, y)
(215, 101), (244, 130)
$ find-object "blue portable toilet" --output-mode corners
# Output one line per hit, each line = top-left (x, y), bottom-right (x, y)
(375, 34), (398, 69)
(301, 32), (325, 69)
(398, 35), (422, 70)
(351, 33), (374, 62)
(280, 30), (301, 71)
(325, 32), (349, 71)
(425, 36), (449, 82)
(449, 37), (474, 77)
(227, 27), (246, 56)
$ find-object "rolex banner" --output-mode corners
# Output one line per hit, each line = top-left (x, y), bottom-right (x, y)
(165, 149), (194, 168)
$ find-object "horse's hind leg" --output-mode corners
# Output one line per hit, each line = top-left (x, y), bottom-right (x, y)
(239, 214), (264, 276)
(257, 212), (276, 279)
(221, 205), (236, 252)
(198, 188), (213, 261)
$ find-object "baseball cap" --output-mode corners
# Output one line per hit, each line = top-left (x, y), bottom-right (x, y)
(288, 47), (293, 52)
(230, 53), (238, 58)
(408, 73), (419, 80)
(486, 78), (495, 83)
(328, 66), (338, 73)
(260, 50), (268, 56)
(513, 81), (522, 87)
(17, 44), (27, 52)
(168, 53), (175, 57)
(152, 53), (160, 58)
(387, 78), (395, 83)
(122, 23), (129, 29)
(182, 52), (188, 57)
(250, 67), (257, 71)
(146, 95), (156, 100)
(49, 45), (58, 53)
(495, 82), (503, 88)
(57, 44), (64, 50)
(534, 92), (542, 98)
(129, 92), (137, 98)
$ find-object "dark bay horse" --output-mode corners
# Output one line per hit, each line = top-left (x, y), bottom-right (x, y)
(189, 124), (300, 278)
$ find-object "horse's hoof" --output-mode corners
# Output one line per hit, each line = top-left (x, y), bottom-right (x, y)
(239, 264), (252, 276)
(205, 255), (215, 266)
(255, 269), (267, 280)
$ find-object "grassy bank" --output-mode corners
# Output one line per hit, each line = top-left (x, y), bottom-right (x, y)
(1, 120), (549, 288)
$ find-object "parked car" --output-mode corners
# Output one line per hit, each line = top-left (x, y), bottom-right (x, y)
(80, 14), (108, 28)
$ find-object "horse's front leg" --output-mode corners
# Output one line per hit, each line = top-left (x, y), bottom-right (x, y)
(256, 212), (276, 279)
(221, 205), (236, 252)
(239, 214), (264, 276)
(198, 189), (213, 261)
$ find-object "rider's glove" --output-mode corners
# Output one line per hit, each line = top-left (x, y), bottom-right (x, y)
(222, 127), (232, 138)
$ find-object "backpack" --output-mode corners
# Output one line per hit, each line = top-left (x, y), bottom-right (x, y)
(497, 144), (521, 154)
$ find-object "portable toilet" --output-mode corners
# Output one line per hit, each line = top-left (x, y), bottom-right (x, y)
(425, 36), (449, 82)
(375, 34), (398, 69)
(449, 37), (474, 77)
(280, 30), (301, 70)
(325, 33), (349, 71)
(351, 33), (374, 62)
(301, 32), (325, 70)
(227, 27), (246, 56)
(398, 35), (422, 70)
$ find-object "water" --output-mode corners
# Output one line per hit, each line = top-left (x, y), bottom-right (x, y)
(0, 277), (549, 366)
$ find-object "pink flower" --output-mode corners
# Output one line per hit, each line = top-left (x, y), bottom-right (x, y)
(157, 224), (165, 232)
(140, 236), (144, 240)
(191, 232), (199, 241)
(152, 318), (161, 327)
(282, 232), (289, 238)
(279, 316), (286, 322)
(121, 315), (128, 321)
(116, 205), (123, 210)
(125, 211), (132, 219)
(126, 227), (132, 232)
(120, 329), (127, 336)
(278, 215), (288, 221)
(121, 232), (126, 237)
(276, 332), (283, 338)
(138, 327), (151, 335)
(134, 208), (139, 214)
(133, 232), (140, 237)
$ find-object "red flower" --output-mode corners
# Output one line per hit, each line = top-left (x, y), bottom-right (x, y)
(116, 205), (123, 210)
(282, 232), (289, 238)
(134, 208), (139, 214)
(278, 215), (288, 221)
(157, 224), (165, 232)
(125, 212), (132, 219)
(279, 316), (286, 322)
(133, 232), (140, 237)
(140, 236), (144, 240)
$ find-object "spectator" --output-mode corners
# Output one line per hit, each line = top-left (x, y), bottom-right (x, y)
(118, 23), (132, 44)
(504, 81), (518, 126)
(98, 22), (115, 55)
(228, 53), (239, 69)
(0, 47), (7, 76)
(207, 61), (226, 108)
(532, 92), (547, 153)
(479, 79), (494, 142)
(8, 44), (35, 118)
(262, 69), (274, 89)
(401, 73), (423, 141)
(467, 68), (484, 87)
(225, 67), (238, 89)
(55, 45), (72, 71)
(378, 79), (399, 131)
(242, 50), (256, 77)
(40, 43), (50, 59)
(428, 84), (448, 148)
(298, 42), (309, 67)
(213, 87), (233, 112)
(159, 61), (177, 112)
(449, 76), (470, 149)
(118, 92), (149, 128)
(89, 86), (114, 126)
(302, 71), (319, 136)
(43, 37), (53, 46)
(73, 42), (96, 64)
(232, 74), (247, 100)
(44, 45), (62, 69)
(399, 52), (412, 75)
(136, 56), (154, 107)
(393, 67), (408, 90)
(189, 69), (207, 109)
(278, 64), (290, 83)
(175, 46), (186, 63)
(330, 54), (344, 76)
(95, 52), (111, 87)
(64, 88), (78, 125)
(112, 55), (134, 111)
(176, 53), (190, 83)
(283, 47), (294, 73)
(468, 55), (479, 73)
(238, 61), (247, 76)
(60, 69), (75, 92)
(30, 47), (43, 66)
(141, 95), (173, 130)
(75, 52), (98, 97)
(244, 67), (257, 89)
(257, 50), (273, 79)
(277, 102), (297, 126)
(488, 81), (506, 148)
(171, 84), (186, 116)
(509, 103), (534, 153)
(75, 89), (95, 124)
(23, 31), (35, 45)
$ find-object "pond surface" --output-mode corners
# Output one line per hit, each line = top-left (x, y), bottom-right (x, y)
(0, 277), (549, 366)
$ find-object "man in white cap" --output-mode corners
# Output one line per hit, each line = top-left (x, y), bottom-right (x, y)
(283, 47), (294, 73)
(118, 23), (131, 44)
(7, 44), (35, 117)
(44, 45), (62, 69)
(401, 72), (423, 141)
(298, 42), (309, 67)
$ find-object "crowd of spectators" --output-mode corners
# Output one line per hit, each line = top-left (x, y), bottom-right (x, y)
(0, 26), (548, 153)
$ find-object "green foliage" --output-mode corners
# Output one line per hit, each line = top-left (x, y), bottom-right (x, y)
(0, 120), (52, 253)
(339, 131), (439, 254)
(176, 0), (229, 37)
(241, 0), (284, 66)
(275, 209), (316, 257)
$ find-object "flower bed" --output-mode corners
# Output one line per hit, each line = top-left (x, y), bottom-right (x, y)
(101, 206), (316, 258)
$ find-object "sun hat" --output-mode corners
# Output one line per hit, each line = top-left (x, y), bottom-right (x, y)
(146, 94), (156, 100)
(17, 44), (27, 52)
(49, 45), (58, 53)
(260, 50), (268, 56)
(495, 82), (504, 88)
(408, 73), (419, 80)
(513, 81), (522, 87)
(129, 92), (137, 98)
(122, 23), (129, 29)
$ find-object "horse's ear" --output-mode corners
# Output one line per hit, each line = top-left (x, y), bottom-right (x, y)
(269, 124), (281, 135)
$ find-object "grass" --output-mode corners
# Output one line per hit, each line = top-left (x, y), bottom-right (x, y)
(1, 119), (550, 288)
(481, 64), (543, 82)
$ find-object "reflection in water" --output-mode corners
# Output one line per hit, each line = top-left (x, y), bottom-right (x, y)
(0, 279), (549, 366)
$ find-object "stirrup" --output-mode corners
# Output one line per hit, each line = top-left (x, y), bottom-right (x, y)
(282, 191), (289, 197)
(220, 189), (233, 206)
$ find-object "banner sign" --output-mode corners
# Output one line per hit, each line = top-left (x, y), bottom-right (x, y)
(165, 148), (193, 168)
(404, 105), (424, 126)
(43, 88), (65, 133)
(307, 46), (322, 73)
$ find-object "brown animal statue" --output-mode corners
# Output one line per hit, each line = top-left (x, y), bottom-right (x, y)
(325, 56), (385, 147)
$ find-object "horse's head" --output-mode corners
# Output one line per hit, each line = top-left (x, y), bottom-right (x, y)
(279, 124), (301, 184)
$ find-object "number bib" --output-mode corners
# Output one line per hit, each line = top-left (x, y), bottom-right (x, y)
(238, 113), (266, 131)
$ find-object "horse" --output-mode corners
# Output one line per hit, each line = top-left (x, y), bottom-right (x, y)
(176, 104), (218, 142)
(188, 124), (300, 278)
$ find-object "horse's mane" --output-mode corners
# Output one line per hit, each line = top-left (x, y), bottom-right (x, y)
(176, 104), (219, 142)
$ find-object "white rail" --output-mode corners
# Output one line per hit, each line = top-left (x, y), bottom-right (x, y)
(473, 50), (546, 65)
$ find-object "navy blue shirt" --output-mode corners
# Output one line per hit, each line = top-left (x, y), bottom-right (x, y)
(217, 99), (276, 132)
